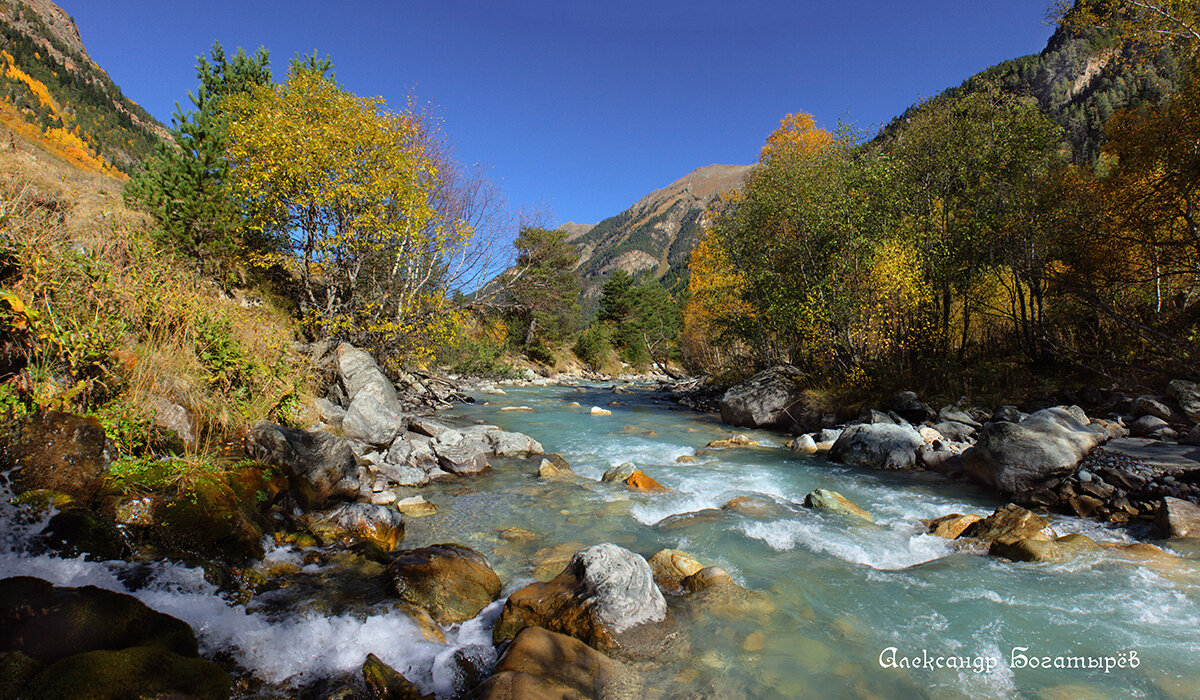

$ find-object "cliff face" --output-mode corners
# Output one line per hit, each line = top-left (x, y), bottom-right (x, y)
(564, 163), (752, 303)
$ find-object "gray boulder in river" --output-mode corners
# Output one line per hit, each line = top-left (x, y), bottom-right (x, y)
(337, 343), (404, 445)
(965, 406), (1108, 494)
(719, 365), (808, 431)
(829, 423), (923, 470)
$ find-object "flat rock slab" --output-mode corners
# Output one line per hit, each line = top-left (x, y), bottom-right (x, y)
(1101, 438), (1200, 473)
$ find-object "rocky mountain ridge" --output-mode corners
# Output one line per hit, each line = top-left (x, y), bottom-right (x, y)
(561, 163), (752, 304)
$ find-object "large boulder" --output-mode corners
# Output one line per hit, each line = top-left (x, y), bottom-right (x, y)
(1167, 379), (1200, 423)
(387, 544), (502, 625)
(10, 412), (108, 502)
(0, 577), (198, 661)
(433, 442), (491, 476)
(828, 423), (922, 470)
(342, 394), (404, 446)
(964, 407), (1107, 494)
(472, 626), (641, 700)
(245, 421), (359, 508)
(493, 544), (675, 661)
(337, 343), (404, 445)
(718, 365), (807, 431)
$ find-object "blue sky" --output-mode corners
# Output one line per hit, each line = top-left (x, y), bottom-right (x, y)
(61, 1), (1056, 227)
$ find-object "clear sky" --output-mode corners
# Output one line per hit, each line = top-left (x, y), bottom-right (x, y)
(60, 1), (1056, 227)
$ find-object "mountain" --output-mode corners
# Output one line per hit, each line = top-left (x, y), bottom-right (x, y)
(0, 0), (167, 174)
(877, 23), (1180, 164)
(562, 163), (752, 305)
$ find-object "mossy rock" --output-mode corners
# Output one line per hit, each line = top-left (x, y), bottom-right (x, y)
(152, 477), (265, 562)
(362, 652), (430, 700)
(11, 412), (108, 503)
(33, 507), (126, 561)
(225, 462), (290, 514)
(0, 651), (41, 700)
(25, 646), (230, 700)
(0, 576), (198, 662)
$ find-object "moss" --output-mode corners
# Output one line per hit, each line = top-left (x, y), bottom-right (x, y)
(26, 646), (231, 700)
(0, 651), (41, 700)
(153, 477), (265, 563)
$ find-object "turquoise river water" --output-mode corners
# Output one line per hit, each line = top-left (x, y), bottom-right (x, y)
(3, 381), (1199, 698)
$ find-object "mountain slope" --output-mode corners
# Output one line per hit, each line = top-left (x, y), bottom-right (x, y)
(0, 0), (167, 174)
(563, 163), (752, 304)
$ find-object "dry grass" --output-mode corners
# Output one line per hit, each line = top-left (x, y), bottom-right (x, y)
(1, 127), (314, 470)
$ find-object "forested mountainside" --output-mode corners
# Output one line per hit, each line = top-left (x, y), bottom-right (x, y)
(878, 23), (1180, 163)
(0, 0), (167, 174)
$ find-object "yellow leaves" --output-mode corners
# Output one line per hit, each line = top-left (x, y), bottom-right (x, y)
(759, 112), (834, 164)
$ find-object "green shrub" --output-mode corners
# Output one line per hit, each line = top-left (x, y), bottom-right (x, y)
(574, 324), (613, 370)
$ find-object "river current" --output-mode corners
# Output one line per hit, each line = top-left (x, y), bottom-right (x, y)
(3, 381), (1199, 698)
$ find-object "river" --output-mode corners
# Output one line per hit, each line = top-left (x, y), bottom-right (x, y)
(4, 381), (1199, 698)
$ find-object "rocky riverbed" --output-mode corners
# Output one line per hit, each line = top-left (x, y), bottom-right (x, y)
(3, 356), (1200, 698)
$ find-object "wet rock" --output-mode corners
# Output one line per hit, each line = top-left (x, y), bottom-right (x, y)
(387, 544), (501, 625)
(802, 489), (873, 522)
(925, 513), (982, 539)
(679, 567), (775, 619)
(653, 509), (727, 532)
(25, 646), (230, 700)
(10, 412), (108, 502)
(33, 507), (126, 561)
(721, 494), (791, 519)
(0, 576), (198, 661)
(790, 434), (818, 454)
(1167, 379), (1200, 424)
(436, 644), (495, 697)
(304, 502), (405, 551)
(601, 463), (638, 483)
(1155, 497), (1200, 538)
(434, 442), (490, 476)
(647, 549), (706, 593)
(493, 544), (673, 661)
(149, 478), (267, 562)
(624, 470), (667, 492)
(486, 430), (545, 457)
(537, 456), (574, 479)
(396, 496), (437, 518)
(706, 433), (759, 449)
(829, 423), (923, 470)
(246, 420), (359, 509)
(473, 626), (641, 700)
(363, 652), (431, 699)
(886, 391), (936, 424)
(813, 428), (842, 450)
(590, 407), (612, 416)
(965, 407), (1107, 494)
(958, 504), (1062, 560)
(718, 365), (807, 431)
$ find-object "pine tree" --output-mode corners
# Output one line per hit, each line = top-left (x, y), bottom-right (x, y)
(123, 43), (273, 270)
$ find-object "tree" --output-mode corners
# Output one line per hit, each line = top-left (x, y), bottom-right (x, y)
(1054, 1), (1200, 63)
(598, 269), (634, 323)
(224, 67), (466, 360)
(505, 227), (581, 347)
(123, 43), (273, 270)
